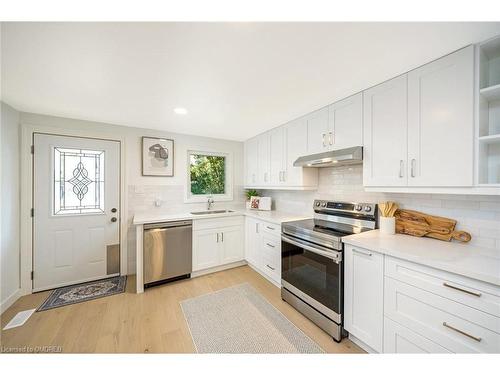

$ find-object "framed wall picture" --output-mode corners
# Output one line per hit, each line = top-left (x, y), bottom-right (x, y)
(142, 136), (174, 176)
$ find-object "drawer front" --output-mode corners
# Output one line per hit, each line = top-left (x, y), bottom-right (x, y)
(193, 216), (244, 231)
(385, 277), (500, 353)
(261, 235), (281, 282)
(261, 221), (281, 236)
(384, 317), (451, 353)
(385, 256), (500, 318)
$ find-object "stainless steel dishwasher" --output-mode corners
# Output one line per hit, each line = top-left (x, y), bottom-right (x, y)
(143, 220), (192, 286)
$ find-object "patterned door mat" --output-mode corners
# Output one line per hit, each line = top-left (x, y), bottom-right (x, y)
(37, 276), (127, 311)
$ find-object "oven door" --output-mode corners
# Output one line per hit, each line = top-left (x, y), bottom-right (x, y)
(281, 233), (343, 323)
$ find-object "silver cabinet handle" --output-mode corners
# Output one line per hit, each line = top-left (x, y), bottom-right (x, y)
(329, 131), (333, 145)
(282, 171), (286, 182)
(221, 232), (224, 242)
(216, 233), (219, 243)
(266, 226), (275, 230)
(411, 159), (416, 178)
(266, 264), (275, 271)
(279, 171), (283, 182)
(322, 133), (326, 147)
(352, 248), (372, 257)
(443, 322), (481, 342)
(256, 223), (259, 234)
(443, 282), (482, 297)
(266, 243), (275, 248)
(399, 160), (404, 178)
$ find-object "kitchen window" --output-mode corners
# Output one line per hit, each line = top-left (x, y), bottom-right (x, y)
(186, 150), (233, 202)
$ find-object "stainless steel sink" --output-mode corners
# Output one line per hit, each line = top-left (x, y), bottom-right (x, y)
(190, 210), (235, 215)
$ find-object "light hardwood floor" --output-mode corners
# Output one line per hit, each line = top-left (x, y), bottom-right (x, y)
(0, 265), (364, 353)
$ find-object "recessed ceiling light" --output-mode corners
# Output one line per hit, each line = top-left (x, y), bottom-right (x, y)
(174, 107), (188, 115)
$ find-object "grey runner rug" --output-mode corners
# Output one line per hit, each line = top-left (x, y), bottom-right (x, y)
(180, 283), (324, 353)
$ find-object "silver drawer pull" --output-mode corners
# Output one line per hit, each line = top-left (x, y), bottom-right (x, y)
(266, 226), (275, 230)
(443, 322), (481, 342)
(443, 282), (482, 297)
(266, 264), (275, 271)
(266, 243), (275, 248)
(352, 248), (372, 257)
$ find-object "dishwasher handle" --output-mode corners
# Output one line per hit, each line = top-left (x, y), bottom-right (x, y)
(143, 220), (192, 230)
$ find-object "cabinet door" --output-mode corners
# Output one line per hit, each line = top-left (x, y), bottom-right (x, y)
(269, 127), (286, 185)
(407, 46), (474, 187)
(329, 93), (363, 150)
(363, 75), (408, 187)
(220, 226), (244, 265)
(306, 107), (330, 154)
(344, 245), (384, 352)
(285, 118), (310, 186)
(245, 217), (261, 266)
(192, 228), (220, 271)
(245, 137), (259, 186)
(257, 132), (270, 185)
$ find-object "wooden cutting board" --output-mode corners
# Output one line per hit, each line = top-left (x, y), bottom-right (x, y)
(395, 209), (471, 243)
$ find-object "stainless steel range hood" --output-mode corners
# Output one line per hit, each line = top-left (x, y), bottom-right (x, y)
(293, 146), (363, 168)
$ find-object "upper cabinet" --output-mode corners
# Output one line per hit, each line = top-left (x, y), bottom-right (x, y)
(328, 93), (363, 150)
(245, 137), (259, 186)
(257, 132), (271, 185)
(363, 75), (408, 187)
(364, 46), (475, 188)
(407, 46), (474, 186)
(306, 107), (330, 154)
(305, 95), (363, 154)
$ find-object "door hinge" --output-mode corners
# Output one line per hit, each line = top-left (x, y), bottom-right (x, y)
(31, 145), (34, 154)
(31, 271), (34, 280)
(31, 208), (34, 217)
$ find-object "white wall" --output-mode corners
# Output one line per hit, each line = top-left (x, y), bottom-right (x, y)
(1, 102), (21, 313)
(262, 165), (500, 250)
(19, 111), (245, 274)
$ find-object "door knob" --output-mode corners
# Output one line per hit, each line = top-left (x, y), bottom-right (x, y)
(111, 208), (117, 213)
(111, 217), (117, 222)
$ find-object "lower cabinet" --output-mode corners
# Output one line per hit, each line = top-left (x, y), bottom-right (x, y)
(344, 245), (384, 352)
(344, 244), (500, 353)
(245, 217), (281, 285)
(192, 217), (244, 272)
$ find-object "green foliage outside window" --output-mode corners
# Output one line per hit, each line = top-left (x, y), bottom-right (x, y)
(190, 154), (226, 195)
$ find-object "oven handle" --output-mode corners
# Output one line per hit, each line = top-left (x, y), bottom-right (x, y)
(281, 234), (341, 262)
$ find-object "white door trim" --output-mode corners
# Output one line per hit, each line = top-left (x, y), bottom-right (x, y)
(20, 122), (128, 296)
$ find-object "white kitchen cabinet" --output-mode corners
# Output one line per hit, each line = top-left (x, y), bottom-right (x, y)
(306, 107), (330, 154)
(244, 137), (259, 186)
(192, 218), (244, 272)
(257, 132), (271, 185)
(244, 216), (282, 286)
(344, 244), (384, 352)
(407, 45), (474, 186)
(363, 74), (408, 187)
(220, 225), (244, 265)
(269, 126), (286, 186)
(192, 228), (221, 271)
(245, 217), (261, 266)
(328, 93), (363, 150)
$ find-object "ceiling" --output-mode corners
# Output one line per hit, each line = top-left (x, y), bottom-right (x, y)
(2, 22), (500, 141)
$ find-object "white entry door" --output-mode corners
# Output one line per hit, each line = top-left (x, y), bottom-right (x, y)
(33, 133), (120, 291)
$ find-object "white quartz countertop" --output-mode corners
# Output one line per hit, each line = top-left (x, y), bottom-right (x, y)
(132, 209), (310, 226)
(343, 230), (500, 286)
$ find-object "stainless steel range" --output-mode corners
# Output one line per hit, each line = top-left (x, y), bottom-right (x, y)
(281, 200), (377, 342)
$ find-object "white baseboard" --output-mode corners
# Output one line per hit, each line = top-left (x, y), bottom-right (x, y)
(348, 334), (379, 353)
(1, 288), (22, 314)
(191, 260), (247, 278)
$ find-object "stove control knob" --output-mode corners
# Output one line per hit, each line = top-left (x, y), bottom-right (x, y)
(364, 206), (372, 212)
(315, 201), (321, 207)
(355, 205), (362, 211)
(321, 202), (327, 208)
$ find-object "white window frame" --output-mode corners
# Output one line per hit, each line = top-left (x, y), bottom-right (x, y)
(185, 149), (233, 203)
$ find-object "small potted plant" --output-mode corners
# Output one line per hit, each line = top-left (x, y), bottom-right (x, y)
(245, 189), (258, 209)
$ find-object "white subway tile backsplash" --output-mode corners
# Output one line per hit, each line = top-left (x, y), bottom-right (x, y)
(263, 166), (500, 251)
